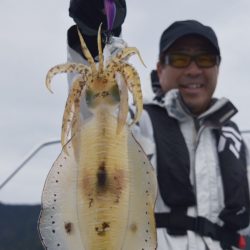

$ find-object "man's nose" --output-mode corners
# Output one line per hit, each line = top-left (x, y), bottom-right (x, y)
(185, 61), (202, 76)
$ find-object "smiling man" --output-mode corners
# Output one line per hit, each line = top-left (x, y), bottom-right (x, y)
(157, 21), (221, 116)
(140, 20), (250, 250)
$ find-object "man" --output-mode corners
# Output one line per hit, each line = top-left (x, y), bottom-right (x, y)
(140, 20), (250, 250)
(67, 1), (250, 249)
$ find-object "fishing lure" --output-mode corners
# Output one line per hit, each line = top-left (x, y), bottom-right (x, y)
(39, 25), (157, 250)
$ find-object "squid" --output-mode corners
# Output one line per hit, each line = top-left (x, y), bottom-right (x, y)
(39, 25), (157, 250)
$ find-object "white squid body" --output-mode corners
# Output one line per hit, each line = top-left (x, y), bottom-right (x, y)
(39, 26), (157, 250)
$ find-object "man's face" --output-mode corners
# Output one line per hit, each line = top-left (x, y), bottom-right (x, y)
(157, 35), (220, 115)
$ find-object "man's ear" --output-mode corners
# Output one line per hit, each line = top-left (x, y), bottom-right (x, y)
(156, 61), (164, 78)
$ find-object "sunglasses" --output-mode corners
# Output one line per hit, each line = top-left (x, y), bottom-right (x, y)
(165, 53), (220, 68)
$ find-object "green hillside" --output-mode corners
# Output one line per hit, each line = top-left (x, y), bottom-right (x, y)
(0, 203), (43, 250)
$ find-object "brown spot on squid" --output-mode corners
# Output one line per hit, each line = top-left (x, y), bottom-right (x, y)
(64, 222), (73, 234)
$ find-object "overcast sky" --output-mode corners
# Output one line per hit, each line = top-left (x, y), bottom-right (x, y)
(1, 0), (250, 204)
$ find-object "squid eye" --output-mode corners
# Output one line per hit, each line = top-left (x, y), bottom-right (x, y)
(85, 89), (94, 106)
(110, 85), (120, 102)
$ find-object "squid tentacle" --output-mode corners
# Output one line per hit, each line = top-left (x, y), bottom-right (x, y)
(118, 62), (143, 126)
(97, 24), (104, 74)
(77, 28), (97, 75)
(108, 61), (143, 127)
(45, 63), (90, 92)
(110, 47), (146, 67)
(115, 72), (129, 134)
(61, 76), (87, 149)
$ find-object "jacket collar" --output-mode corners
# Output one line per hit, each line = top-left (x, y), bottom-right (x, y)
(155, 89), (238, 127)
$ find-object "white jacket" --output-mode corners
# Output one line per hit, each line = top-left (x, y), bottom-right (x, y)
(132, 89), (250, 250)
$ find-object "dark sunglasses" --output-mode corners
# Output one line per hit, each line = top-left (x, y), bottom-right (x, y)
(165, 53), (220, 68)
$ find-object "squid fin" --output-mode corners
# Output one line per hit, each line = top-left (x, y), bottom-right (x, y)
(39, 140), (85, 250)
(121, 132), (158, 250)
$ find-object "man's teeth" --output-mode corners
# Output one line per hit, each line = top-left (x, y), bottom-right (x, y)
(186, 84), (202, 88)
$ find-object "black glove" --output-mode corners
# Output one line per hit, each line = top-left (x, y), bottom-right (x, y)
(69, 0), (126, 36)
